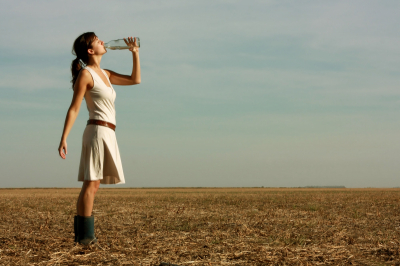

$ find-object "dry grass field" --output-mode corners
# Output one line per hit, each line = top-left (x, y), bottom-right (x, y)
(1, 188), (400, 265)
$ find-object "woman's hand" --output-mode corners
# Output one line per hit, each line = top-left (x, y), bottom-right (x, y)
(124, 37), (139, 53)
(58, 139), (67, 159)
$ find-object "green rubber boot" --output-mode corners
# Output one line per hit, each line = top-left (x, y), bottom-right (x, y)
(77, 215), (98, 245)
(74, 215), (78, 242)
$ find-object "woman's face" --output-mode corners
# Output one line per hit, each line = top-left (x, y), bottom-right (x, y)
(89, 36), (106, 55)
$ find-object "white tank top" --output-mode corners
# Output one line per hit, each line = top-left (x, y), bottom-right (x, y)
(83, 66), (117, 125)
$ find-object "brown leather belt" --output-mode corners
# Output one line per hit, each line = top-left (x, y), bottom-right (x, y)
(87, 119), (116, 131)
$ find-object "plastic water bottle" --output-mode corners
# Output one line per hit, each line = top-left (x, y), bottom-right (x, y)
(104, 37), (140, 50)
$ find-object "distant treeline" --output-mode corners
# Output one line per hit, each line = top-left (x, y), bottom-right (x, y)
(303, 186), (346, 188)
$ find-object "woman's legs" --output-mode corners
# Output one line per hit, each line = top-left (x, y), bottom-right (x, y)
(77, 180), (100, 216)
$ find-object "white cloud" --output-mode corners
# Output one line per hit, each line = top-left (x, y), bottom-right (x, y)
(0, 66), (69, 91)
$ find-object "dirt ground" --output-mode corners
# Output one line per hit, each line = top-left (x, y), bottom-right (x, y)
(1, 188), (400, 265)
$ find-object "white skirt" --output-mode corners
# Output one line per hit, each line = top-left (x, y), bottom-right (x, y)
(78, 124), (125, 184)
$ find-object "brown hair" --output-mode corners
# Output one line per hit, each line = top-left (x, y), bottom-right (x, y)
(70, 32), (97, 89)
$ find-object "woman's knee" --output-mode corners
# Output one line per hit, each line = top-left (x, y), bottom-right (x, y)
(93, 181), (100, 193)
(82, 181), (100, 195)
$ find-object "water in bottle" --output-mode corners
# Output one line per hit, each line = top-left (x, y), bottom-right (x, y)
(104, 37), (140, 50)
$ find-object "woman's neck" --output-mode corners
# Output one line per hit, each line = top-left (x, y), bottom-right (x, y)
(87, 55), (102, 70)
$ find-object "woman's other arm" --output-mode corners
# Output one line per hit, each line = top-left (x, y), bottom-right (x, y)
(104, 37), (141, 86)
(58, 70), (91, 159)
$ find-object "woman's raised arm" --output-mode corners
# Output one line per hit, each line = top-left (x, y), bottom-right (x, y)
(103, 37), (141, 86)
(58, 70), (91, 159)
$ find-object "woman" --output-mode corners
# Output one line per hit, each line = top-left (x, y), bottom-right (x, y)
(58, 32), (140, 245)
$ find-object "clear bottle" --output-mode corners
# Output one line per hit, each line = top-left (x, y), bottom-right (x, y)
(104, 37), (140, 50)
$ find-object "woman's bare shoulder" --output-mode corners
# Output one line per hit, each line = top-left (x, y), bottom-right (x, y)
(74, 69), (94, 91)
(78, 68), (92, 80)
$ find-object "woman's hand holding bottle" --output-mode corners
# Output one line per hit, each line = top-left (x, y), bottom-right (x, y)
(124, 37), (139, 53)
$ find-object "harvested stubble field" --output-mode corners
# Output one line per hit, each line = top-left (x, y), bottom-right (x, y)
(1, 188), (400, 265)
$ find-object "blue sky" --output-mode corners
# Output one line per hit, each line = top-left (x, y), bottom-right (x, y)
(1, 0), (400, 187)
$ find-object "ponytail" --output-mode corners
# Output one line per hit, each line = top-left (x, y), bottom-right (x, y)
(70, 32), (96, 90)
(70, 58), (83, 89)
